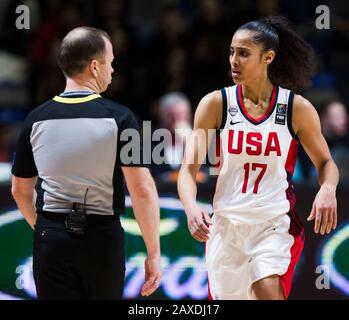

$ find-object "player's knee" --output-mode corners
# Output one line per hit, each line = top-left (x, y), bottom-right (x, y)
(251, 275), (284, 300)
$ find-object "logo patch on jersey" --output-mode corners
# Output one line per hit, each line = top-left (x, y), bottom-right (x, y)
(276, 103), (287, 115)
(230, 120), (243, 126)
(275, 114), (286, 125)
(228, 105), (238, 117)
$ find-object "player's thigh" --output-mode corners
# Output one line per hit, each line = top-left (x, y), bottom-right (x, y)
(206, 216), (249, 299)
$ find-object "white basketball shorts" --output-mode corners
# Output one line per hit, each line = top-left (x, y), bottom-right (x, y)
(205, 212), (304, 300)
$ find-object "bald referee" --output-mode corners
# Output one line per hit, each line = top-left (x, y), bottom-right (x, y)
(11, 27), (161, 299)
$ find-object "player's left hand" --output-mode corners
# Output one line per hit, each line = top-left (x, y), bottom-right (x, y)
(307, 184), (337, 235)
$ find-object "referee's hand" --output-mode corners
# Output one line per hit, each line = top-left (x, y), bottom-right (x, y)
(141, 255), (162, 297)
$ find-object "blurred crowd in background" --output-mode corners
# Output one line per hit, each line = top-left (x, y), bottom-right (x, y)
(0, 0), (348, 184)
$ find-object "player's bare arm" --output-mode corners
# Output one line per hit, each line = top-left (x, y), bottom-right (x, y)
(177, 90), (222, 242)
(293, 95), (339, 235)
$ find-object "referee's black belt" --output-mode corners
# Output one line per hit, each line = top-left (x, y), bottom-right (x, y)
(35, 211), (122, 231)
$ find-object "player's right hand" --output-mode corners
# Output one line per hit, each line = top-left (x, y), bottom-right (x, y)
(186, 206), (212, 242)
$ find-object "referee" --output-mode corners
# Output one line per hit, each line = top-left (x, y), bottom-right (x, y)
(11, 27), (161, 299)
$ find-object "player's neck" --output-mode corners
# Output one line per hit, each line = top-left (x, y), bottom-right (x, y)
(64, 77), (100, 94)
(241, 78), (274, 105)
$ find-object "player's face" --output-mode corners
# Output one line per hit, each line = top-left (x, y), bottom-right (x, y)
(97, 38), (114, 92)
(229, 30), (269, 85)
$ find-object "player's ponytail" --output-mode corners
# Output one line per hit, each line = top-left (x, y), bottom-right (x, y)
(237, 16), (315, 93)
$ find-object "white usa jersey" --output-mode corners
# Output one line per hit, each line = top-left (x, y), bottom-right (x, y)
(212, 84), (298, 224)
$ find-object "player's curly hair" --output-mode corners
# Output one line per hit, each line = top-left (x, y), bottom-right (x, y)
(237, 16), (316, 93)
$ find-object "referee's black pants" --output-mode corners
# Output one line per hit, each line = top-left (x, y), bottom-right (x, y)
(33, 212), (125, 300)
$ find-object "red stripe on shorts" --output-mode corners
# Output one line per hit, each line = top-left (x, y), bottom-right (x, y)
(279, 233), (304, 299)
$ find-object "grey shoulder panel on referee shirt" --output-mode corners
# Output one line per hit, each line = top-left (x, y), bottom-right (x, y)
(31, 118), (118, 215)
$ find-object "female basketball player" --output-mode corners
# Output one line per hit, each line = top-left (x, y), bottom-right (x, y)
(177, 16), (339, 300)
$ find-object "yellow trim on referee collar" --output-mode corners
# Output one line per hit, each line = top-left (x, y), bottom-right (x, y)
(53, 94), (102, 104)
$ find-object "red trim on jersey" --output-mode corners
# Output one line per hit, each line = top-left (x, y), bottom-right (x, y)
(279, 233), (304, 299)
(237, 84), (278, 124)
(281, 140), (303, 299)
(285, 139), (298, 211)
(285, 139), (298, 176)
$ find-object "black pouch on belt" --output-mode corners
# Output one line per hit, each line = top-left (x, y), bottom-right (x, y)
(65, 203), (86, 235)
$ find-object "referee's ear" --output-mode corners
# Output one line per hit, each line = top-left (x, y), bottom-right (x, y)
(90, 59), (99, 78)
